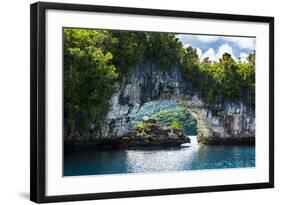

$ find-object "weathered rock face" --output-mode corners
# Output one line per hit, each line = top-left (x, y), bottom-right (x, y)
(96, 59), (255, 145)
(196, 102), (255, 145)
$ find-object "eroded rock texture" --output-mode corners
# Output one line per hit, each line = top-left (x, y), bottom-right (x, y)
(94, 59), (255, 145)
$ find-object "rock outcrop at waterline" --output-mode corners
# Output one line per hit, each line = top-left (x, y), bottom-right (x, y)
(65, 118), (190, 150)
(98, 59), (255, 145)
(120, 119), (190, 148)
(196, 102), (255, 145)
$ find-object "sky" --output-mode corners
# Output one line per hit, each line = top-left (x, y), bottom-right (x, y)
(176, 34), (256, 62)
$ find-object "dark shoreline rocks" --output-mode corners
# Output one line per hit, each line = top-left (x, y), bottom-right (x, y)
(64, 120), (191, 152)
(64, 137), (255, 154)
(64, 119), (254, 153)
(64, 137), (189, 153)
(197, 136), (255, 145)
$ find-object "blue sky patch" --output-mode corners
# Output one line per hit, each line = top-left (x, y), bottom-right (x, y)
(176, 34), (256, 62)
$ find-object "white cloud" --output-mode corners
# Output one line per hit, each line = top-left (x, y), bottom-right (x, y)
(223, 37), (255, 50)
(177, 34), (254, 62)
(177, 34), (255, 51)
(183, 43), (191, 48)
(196, 48), (202, 59)
(201, 44), (237, 62)
(239, 52), (248, 62)
(201, 48), (216, 61)
(216, 43), (236, 61)
(196, 35), (220, 43)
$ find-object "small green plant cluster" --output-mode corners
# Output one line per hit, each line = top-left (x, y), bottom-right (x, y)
(171, 119), (182, 129)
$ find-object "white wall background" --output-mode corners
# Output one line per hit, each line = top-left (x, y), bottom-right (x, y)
(0, 0), (279, 204)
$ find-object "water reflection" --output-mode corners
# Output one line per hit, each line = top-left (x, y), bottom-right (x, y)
(125, 147), (194, 173)
(64, 142), (255, 176)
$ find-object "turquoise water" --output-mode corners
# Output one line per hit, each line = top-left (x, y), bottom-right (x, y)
(64, 137), (255, 176)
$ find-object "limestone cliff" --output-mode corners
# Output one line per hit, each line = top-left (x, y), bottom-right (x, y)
(93, 59), (255, 145)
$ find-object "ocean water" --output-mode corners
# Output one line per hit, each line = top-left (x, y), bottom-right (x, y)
(64, 136), (255, 176)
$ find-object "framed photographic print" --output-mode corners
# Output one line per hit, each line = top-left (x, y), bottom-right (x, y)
(30, 1), (274, 203)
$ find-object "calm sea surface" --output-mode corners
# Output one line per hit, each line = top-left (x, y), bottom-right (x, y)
(64, 136), (255, 176)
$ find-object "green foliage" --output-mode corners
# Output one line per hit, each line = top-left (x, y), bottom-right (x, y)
(64, 28), (118, 137)
(64, 27), (255, 139)
(133, 121), (145, 130)
(171, 119), (182, 129)
(181, 48), (255, 106)
(64, 28), (187, 138)
(144, 33), (185, 69)
(132, 105), (197, 135)
(153, 107), (197, 134)
(182, 46), (200, 72)
(109, 31), (184, 72)
(108, 31), (146, 74)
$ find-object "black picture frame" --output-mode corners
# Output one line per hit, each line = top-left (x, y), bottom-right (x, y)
(30, 1), (274, 203)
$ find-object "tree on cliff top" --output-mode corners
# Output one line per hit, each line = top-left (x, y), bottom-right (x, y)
(181, 47), (255, 105)
(64, 29), (118, 138)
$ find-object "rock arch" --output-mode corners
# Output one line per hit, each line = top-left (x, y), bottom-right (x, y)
(100, 59), (255, 145)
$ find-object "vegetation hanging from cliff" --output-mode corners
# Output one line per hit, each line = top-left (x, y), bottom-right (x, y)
(64, 29), (118, 138)
(64, 29), (184, 137)
(64, 28), (255, 138)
